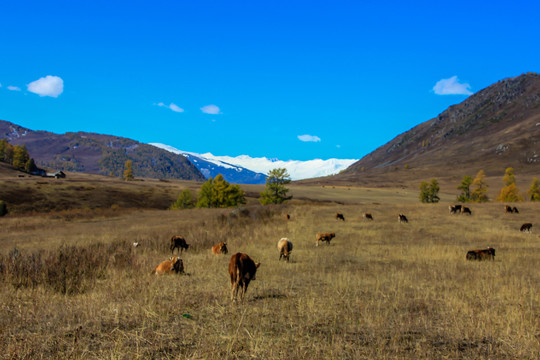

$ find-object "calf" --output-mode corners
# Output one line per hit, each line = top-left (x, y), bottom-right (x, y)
(363, 213), (373, 220)
(229, 253), (260, 301)
(335, 213), (345, 221)
(152, 256), (184, 274)
(520, 223), (533, 232)
(316, 232), (335, 246)
(211, 242), (228, 255)
(513, 207), (519, 214)
(398, 214), (408, 223)
(170, 235), (190, 254)
(277, 238), (293, 262)
(466, 248), (495, 261)
(461, 207), (472, 215)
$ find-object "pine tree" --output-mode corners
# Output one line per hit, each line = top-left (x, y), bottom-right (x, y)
(196, 175), (245, 208)
(260, 168), (292, 205)
(419, 179), (440, 203)
(528, 177), (540, 201)
(457, 175), (473, 202)
(25, 158), (37, 173)
(470, 170), (489, 203)
(123, 160), (134, 181)
(170, 188), (195, 210)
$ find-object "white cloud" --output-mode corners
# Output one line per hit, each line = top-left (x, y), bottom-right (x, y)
(169, 103), (184, 113)
(7, 86), (21, 91)
(156, 102), (184, 113)
(27, 75), (64, 97)
(200, 104), (221, 114)
(298, 134), (321, 142)
(433, 76), (473, 95)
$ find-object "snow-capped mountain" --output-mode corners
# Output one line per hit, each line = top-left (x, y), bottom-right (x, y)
(150, 143), (358, 182)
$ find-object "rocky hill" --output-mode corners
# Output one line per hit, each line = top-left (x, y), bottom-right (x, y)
(331, 72), (540, 185)
(0, 120), (206, 181)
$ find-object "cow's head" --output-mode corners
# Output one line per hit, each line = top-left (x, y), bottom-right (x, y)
(220, 242), (228, 254)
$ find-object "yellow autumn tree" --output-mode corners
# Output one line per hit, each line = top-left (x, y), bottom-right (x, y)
(497, 167), (522, 202)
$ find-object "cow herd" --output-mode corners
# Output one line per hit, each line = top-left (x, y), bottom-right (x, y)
(148, 204), (534, 301)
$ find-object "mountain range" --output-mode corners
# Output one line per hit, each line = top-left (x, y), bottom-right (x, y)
(151, 143), (358, 182)
(0, 121), (205, 181)
(2, 72), (539, 186)
(324, 72), (540, 186)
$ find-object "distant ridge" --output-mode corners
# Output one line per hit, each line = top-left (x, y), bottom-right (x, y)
(330, 72), (540, 185)
(0, 120), (205, 181)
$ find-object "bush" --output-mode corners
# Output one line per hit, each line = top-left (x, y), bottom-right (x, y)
(419, 179), (440, 203)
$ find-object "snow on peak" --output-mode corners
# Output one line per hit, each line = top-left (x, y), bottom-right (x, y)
(150, 143), (358, 180)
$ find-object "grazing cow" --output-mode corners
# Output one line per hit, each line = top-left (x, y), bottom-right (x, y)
(461, 207), (472, 215)
(211, 242), (228, 255)
(316, 232), (335, 246)
(520, 223), (533, 232)
(277, 238), (293, 262)
(398, 214), (408, 223)
(285, 214), (291, 220)
(152, 256), (184, 274)
(466, 248), (495, 261)
(229, 253), (260, 301)
(335, 213), (345, 221)
(363, 213), (374, 220)
(505, 205), (514, 213)
(170, 235), (190, 254)
(513, 207), (519, 214)
(449, 205), (462, 214)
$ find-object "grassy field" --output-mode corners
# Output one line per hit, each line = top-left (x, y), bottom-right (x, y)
(1, 182), (539, 359)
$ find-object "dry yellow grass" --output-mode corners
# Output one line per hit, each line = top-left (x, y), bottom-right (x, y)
(1, 191), (539, 358)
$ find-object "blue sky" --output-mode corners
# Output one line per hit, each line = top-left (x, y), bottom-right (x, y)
(1, 0), (538, 161)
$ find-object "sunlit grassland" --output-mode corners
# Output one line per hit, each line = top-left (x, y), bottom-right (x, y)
(1, 188), (539, 358)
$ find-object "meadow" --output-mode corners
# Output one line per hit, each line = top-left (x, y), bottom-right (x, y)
(1, 183), (540, 359)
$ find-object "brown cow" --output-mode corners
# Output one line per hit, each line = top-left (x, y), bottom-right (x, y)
(316, 232), (335, 246)
(211, 242), (228, 255)
(520, 223), (533, 232)
(229, 253), (260, 301)
(398, 214), (408, 223)
(170, 235), (190, 254)
(152, 256), (184, 274)
(504, 205), (514, 213)
(285, 214), (291, 220)
(277, 238), (293, 262)
(461, 207), (472, 215)
(335, 213), (345, 221)
(466, 248), (495, 261)
(363, 213), (374, 220)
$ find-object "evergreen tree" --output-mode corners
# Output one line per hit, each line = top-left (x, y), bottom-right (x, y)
(528, 177), (540, 201)
(170, 188), (195, 209)
(25, 158), (37, 173)
(196, 175), (245, 208)
(470, 170), (489, 202)
(457, 175), (473, 202)
(196, 177), (216, 208)
(123, 160), (134, 181)
(260, 168), (292, 205)
(497, 167), (522, 202)
(419, 179), (440, 203)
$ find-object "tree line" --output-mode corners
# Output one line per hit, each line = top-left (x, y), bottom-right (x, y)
(170, 168), (292, 210)
(419, 167), (540, 203)
(0, 139), (40, 173)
